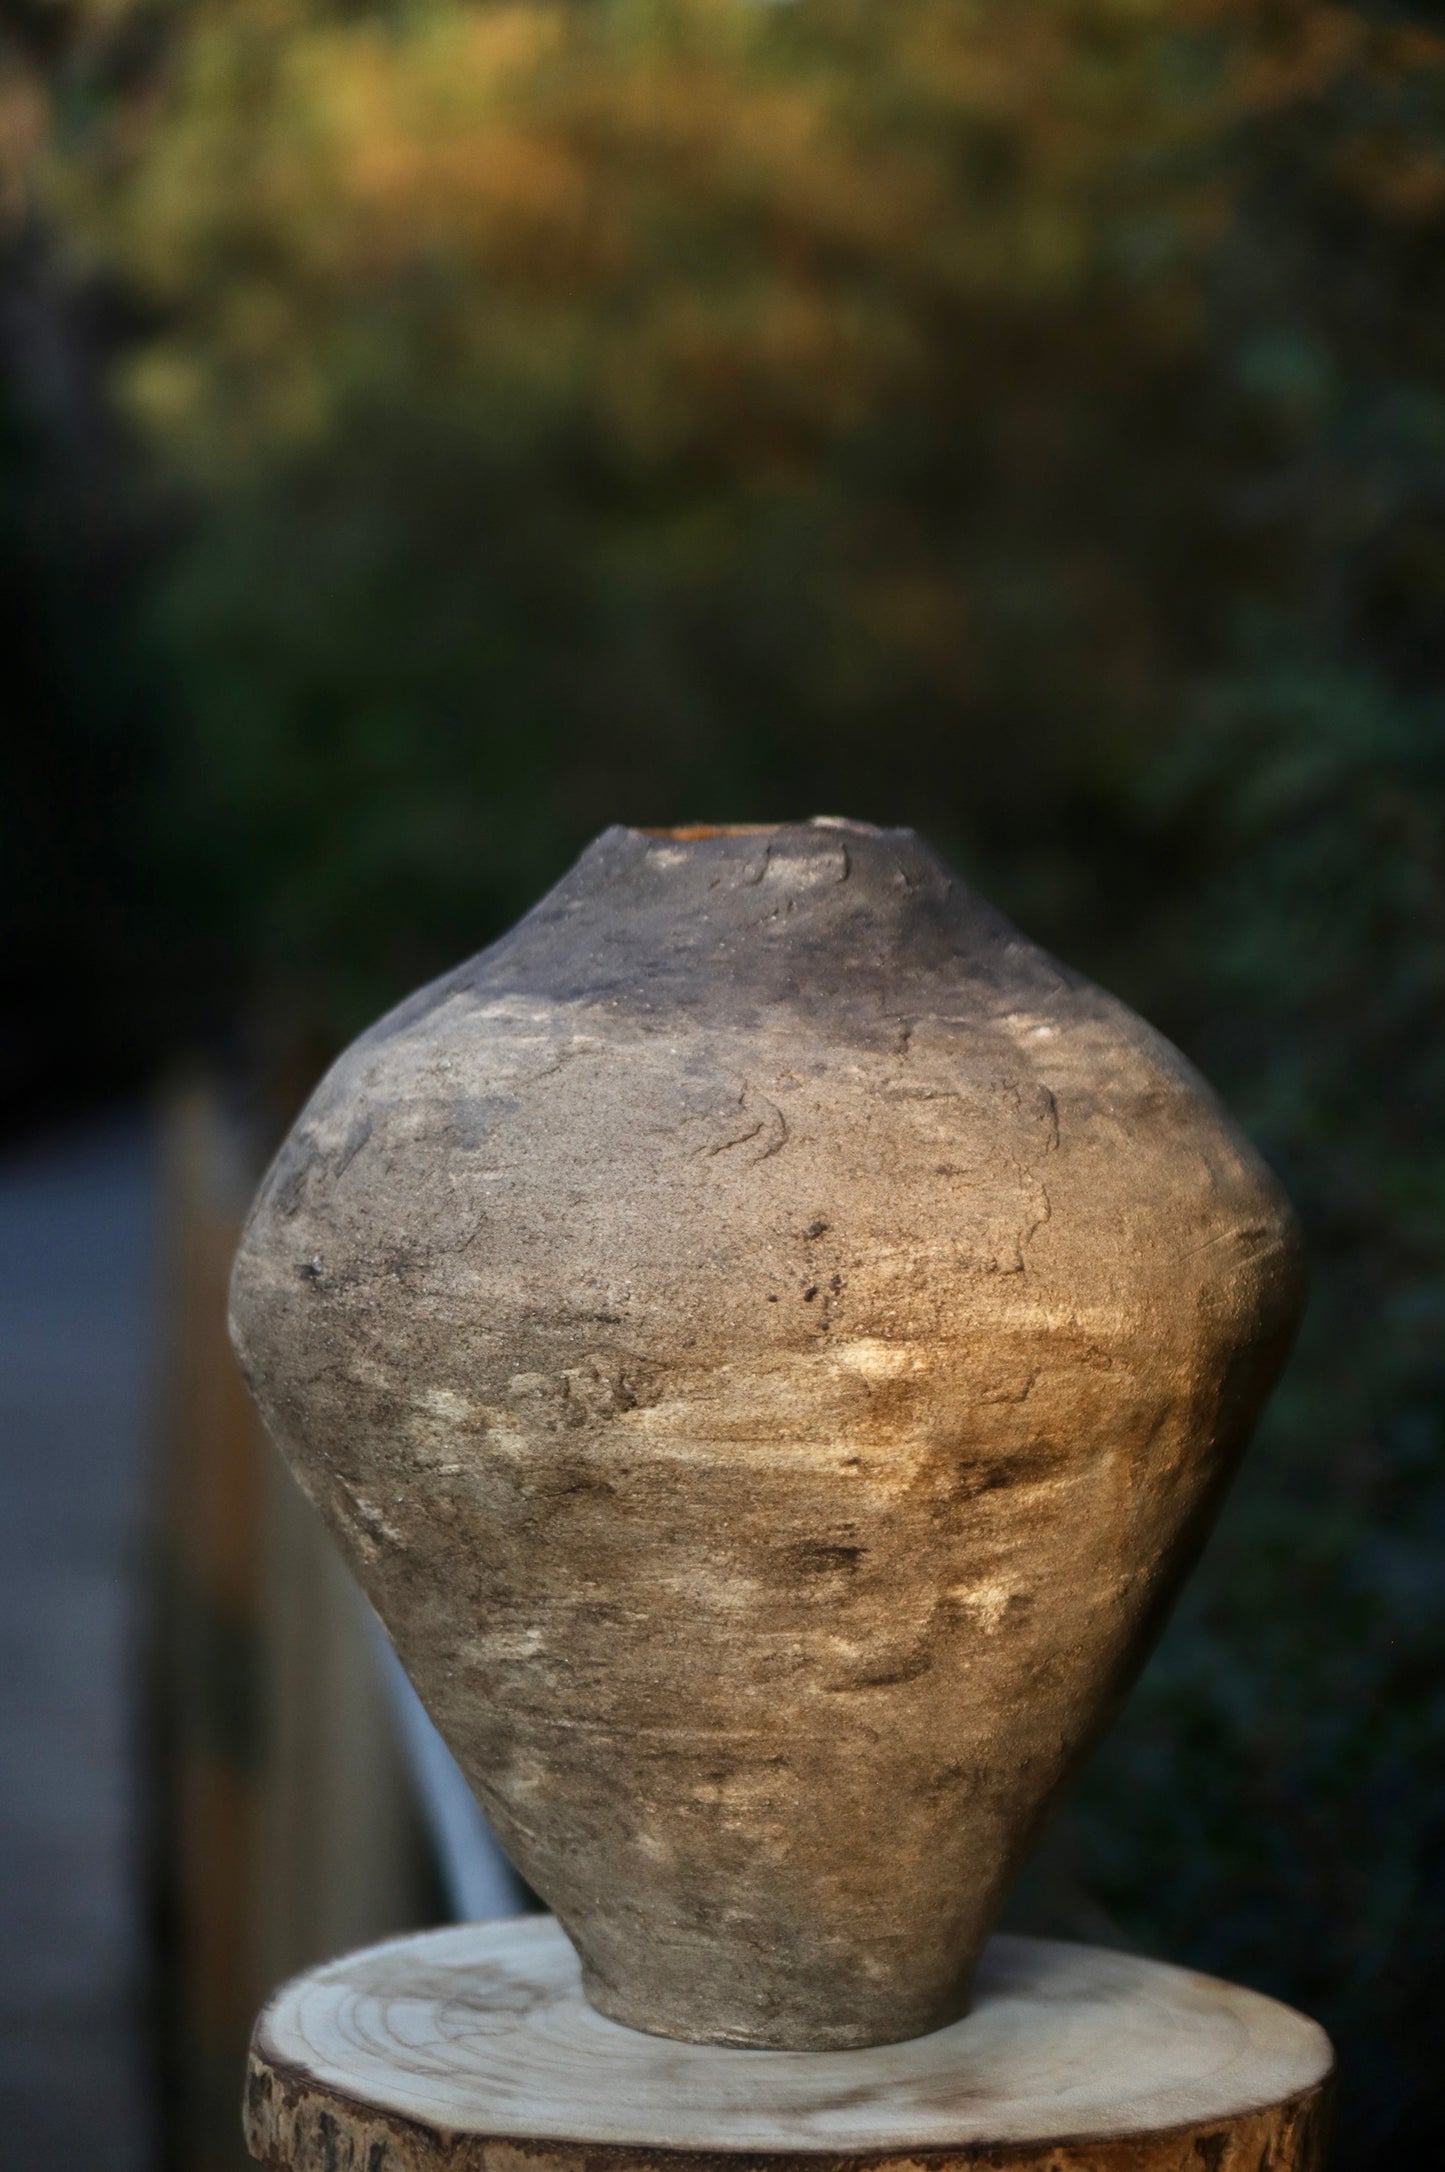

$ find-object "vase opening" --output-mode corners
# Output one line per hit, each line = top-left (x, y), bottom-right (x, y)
(639, 824), (781, 841)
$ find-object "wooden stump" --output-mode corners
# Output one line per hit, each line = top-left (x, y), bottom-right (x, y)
(244, 1917), (1332, 2172)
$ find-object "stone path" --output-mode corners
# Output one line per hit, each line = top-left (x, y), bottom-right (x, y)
(0, 1113), (158, 2171)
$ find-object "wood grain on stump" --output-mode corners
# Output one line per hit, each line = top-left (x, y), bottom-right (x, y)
(244, 1916), (1331, 2172)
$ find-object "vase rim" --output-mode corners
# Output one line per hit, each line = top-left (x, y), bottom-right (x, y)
(634, 817), (887, 842)
(638, 824), (779, 840)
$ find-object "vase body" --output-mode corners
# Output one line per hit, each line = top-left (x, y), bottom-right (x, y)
(229, 821), (1302, 2050)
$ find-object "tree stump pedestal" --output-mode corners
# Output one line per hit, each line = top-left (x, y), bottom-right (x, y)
(244, 1917), (1332, 2172)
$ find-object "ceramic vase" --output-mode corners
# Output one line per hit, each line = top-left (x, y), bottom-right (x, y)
(229, 820), (1303, 2050)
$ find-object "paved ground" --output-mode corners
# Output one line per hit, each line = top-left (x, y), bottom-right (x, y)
(0, 1113), (158, 2171)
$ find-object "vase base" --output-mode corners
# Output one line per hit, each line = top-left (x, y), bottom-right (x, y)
(577, 1959), (972, 2052)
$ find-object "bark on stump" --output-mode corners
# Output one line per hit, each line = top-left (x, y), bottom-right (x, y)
(244, 1916), (1332, 2172)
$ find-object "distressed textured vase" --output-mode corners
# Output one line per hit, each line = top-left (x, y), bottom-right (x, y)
(229, 820), (1303, 2050)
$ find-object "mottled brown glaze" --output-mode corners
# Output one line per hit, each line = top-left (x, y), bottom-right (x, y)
(243, 1918), (1333, 2172)
(229, 821), (1304, 2049)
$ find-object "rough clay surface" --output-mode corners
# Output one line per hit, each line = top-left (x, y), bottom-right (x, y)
(246, 1914), (1333, 2169)
(229, 822), (1304, 2050)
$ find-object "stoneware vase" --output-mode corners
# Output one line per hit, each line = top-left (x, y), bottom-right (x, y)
(229, 819), (1303, 2051)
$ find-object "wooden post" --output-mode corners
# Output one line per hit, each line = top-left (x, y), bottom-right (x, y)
(243, 1917), (1331, 2172)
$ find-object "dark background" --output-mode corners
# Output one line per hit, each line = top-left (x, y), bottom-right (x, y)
(3, 3), (1444, 2166)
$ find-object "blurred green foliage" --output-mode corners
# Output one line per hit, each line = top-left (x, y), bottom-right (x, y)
(6, 0), (1445, 2162)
